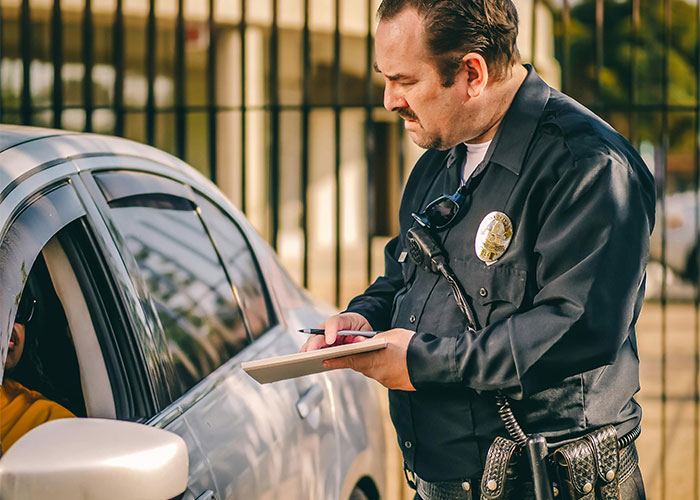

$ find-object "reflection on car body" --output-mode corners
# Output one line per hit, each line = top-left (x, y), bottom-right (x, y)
(0, 125), (388, 500)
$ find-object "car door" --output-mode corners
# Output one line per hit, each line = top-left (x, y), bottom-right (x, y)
(189, 190), (343, 500)
(78, 162), (339, 500)
(0, 168), (220, 499)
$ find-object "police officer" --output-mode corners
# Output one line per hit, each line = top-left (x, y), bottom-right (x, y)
(302, 1), (654, 499)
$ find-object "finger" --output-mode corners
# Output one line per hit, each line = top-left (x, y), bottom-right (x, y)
(300, 334), (328, 352)
(323, 317), (344, 345)
(323, 356), (351, 370)
(324, 351), (375, 372)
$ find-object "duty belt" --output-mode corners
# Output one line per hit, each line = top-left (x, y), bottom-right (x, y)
(410, 441), (639, 500)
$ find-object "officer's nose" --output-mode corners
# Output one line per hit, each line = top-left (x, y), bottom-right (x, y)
(383, 81), (407, 112)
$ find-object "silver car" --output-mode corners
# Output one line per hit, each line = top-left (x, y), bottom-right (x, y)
(0, 125), (389, 500)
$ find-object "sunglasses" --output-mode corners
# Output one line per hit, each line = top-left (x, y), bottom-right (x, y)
(411, 188), (466, 231)
(15, 292), (36, 325)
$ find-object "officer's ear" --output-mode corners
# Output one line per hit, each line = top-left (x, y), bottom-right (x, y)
(462, 53), (488, 98)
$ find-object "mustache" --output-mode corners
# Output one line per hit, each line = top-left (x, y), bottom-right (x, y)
(397, 108), (419, 122)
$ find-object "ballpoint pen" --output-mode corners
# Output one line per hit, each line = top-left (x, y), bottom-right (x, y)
(297, 329), (381, 338)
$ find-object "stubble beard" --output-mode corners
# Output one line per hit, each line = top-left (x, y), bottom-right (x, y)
(410, 131), (447, 150)
(398, 109), (448, 150)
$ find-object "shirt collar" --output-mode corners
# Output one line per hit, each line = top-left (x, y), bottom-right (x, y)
(487, 64), (551, 175)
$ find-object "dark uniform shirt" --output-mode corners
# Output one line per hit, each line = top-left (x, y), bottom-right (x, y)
(345, 66), (655, 482)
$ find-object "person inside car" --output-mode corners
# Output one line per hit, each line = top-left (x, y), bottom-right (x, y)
(1, 286), (75, 452)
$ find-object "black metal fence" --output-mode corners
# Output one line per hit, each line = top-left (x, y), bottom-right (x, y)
(0, 0), (698, 498)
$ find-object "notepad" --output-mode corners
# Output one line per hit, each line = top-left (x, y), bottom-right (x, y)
(242, 338), (387, 384)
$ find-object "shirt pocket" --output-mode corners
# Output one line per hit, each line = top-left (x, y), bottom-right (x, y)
(391, 259), (417, 327)
(450, 258), (527, 327)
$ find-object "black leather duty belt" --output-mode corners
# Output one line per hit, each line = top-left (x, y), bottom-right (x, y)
(411, 442), (639, 500)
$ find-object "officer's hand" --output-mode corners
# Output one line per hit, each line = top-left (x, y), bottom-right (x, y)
(322, 328), (416, 391)
(300, 312), (372, 352)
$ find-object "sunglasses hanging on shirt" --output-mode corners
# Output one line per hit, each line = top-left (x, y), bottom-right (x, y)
(411, 186), (466, 231)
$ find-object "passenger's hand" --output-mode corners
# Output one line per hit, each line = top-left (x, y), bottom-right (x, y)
(322, 328), (416, 391)
(300, 312), (372, 352)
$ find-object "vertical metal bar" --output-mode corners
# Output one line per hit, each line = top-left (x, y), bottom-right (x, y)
(146, 0), (156, 145)
(269, 0), (280, 250)
(561, 0), (570, 95)
(51, 0), (63, 129)
(333, 0), (341, 306)
(240, 0), (247, 213)
(530, 0), (537, 70)
(175, 0), (186, 159)
(113, 0), (125, 137)
(628, 0), (639, 144)
(208, 0), (217, 182)
(660, 0), (671, 497)
(365, 0), (375, 283)
(301, 0), (310, 288)
(83, 0), (94, 132)
(20, 0), (31, 125)
(595, 0), (604, 104)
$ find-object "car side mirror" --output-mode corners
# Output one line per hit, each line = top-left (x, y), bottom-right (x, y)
(0, 418), (188, 500)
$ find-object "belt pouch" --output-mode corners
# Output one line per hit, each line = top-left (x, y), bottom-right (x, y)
(554, 438), (596, 500)
(585, 425), (620, 500)
(480, 437), (521, 500)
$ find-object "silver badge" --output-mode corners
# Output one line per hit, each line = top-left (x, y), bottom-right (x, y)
(475, 211), (513, 265)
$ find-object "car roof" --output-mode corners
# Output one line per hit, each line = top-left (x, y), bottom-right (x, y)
(0, 125), (222, 201)
(0, 125), (76, 153)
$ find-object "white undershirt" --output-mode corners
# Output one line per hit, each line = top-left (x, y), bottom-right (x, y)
(461, 140), (492, 184)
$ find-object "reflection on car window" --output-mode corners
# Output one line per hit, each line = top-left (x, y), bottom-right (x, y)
(196, 195), (274, 338)
(107, 196), (248, 397)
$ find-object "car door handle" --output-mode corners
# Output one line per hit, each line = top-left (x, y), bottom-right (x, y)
(296, 383), (324, 419)
(195, 490), (216, 500)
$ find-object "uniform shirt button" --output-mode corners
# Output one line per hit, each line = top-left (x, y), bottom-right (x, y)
(479, 287), (488, 297)
(409, 314), (416, 323)
(461, 481), (471, 492)
(404, 440), (412, 449)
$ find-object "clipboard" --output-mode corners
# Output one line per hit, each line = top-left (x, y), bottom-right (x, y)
(242, 338), (387, 384)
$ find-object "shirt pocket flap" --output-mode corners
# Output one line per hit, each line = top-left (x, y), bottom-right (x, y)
(452, 258), (527, 307)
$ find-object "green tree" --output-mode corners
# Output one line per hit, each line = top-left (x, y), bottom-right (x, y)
(559, 0), (698, 168)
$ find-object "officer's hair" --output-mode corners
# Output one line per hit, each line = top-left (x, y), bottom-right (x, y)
(377, 0), (521, 86)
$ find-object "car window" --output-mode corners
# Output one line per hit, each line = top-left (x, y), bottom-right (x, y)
(196, 194), (275, 338)
(0, 184), (84, 387)
(0, 184), (90, 453)
(98, 177), (250, 398)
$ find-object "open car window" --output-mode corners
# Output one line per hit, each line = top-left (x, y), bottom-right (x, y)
(0, 183), (121, 452)
(0, 184), (85, 390)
